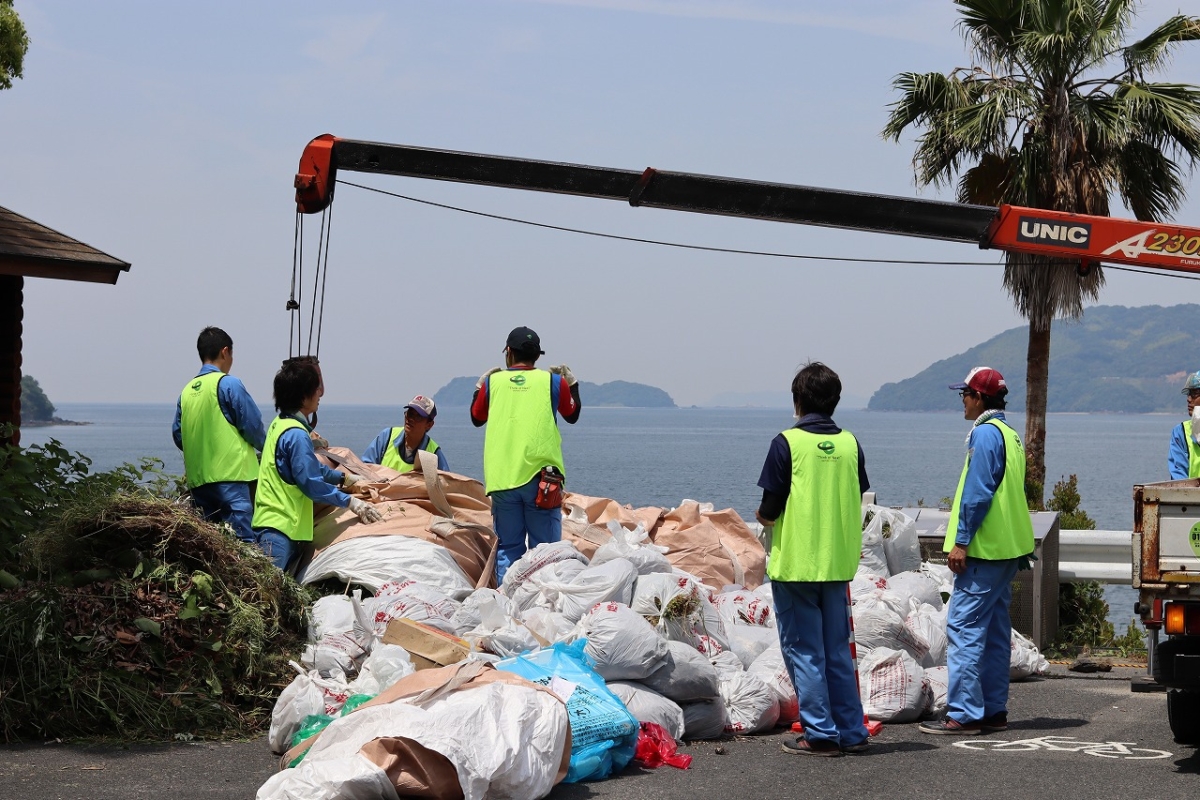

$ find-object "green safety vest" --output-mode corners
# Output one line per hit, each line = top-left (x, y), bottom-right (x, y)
(380, 428), (441, 473)
(1182, 421), (1200, 478)
(252, 416), (314, 542)
(178, 371), (258, 489)
(945, 418), (1035, 560)
(483, 368), (565, 494)
(768, 429), (862, 583)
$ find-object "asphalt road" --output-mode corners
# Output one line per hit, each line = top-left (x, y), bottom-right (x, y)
(2, 669), (1196, 800)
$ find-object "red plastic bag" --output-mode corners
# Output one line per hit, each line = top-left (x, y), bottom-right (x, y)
(633, 722), (692, 769)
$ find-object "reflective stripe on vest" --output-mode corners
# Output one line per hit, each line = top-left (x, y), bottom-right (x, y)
(944, 418), (1035, 560)
(1183, 421), (1200, 478)
(380, 427), (440, 473)
(179, 371), (258, 488)
(768, 428), (862, 583)
(251, 416), (314, 542)
(483, 368), (565, 494)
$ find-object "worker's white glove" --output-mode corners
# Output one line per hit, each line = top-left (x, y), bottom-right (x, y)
(550, 364), (577, 387)
(348, 497), (383, 524)
(476, 366), (502, 390)
(1192, 407), (1200, 442)
(341, 472), (366, 490)
(309, 431), (329, 449)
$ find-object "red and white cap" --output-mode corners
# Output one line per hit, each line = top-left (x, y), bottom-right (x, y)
(404, 395), (437, 418)
(949, 367), (1008, 397)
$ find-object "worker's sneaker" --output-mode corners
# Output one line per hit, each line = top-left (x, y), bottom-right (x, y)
(840, 740), (871, 754)
(781, 737), (843, 757)
(981, 712), (1008, 733)
(918, 717), (983, 735)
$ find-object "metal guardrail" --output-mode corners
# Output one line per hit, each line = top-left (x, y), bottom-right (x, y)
(755, 511), (1133, 585)
(1059, 530), (1132, 585)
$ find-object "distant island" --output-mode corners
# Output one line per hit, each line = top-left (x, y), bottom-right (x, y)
(20, 375), (86, 427)
(868, 304), (1197, 413)
(434, 376), (676, 408)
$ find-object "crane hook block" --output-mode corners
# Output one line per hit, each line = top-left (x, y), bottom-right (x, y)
(295, 134), (338, 214)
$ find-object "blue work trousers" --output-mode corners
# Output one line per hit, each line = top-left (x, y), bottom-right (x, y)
(191, 481), (255, 544)
(945, 557), (1020, 724)
(772, 580), (868, 747)
(491, 476), (562, 583)
(255, 528), (296, 571)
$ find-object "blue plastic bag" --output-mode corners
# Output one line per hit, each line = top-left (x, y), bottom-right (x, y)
(497, 640), (639, 783)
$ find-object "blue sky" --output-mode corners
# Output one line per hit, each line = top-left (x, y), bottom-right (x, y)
(5, 0), (1199, 408)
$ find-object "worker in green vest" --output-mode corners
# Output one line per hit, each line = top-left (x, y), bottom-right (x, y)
(920, 367), (1034, 736)
(1167, 371), (1200, 479)
(755, 362), (870, 757)
(252, 359), (382, 570)
(470, 326), (581, 583)
(172, 326), (266, 544)
(362, 395), (449, 473)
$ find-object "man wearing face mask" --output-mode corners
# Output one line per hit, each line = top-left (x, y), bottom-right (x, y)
(1168, 371), (1200, 479)
(920, 366), (1033, 736)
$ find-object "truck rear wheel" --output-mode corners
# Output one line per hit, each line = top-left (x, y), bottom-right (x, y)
(1167, 689), (1200, 744)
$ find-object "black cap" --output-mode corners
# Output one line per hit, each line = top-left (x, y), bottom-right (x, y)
(506, 326), (544, 355)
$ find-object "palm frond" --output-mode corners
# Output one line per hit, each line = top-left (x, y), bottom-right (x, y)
(957, 151), (1019, 205)
(1123, 15), (1200, 76)
(1118, 82), (1200, 163)
(1115, 140), (1187, 220)
(1003, 253), (1105, 329)
(882, 71), (970, 141)
(954, 0), (1027, 67)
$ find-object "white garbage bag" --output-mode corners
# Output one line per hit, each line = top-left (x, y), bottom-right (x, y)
(709, 650), (745, 678)
(641, 640), (721, 703)
(859, 508), (891, 576)
(301, 536), (474, 598)
(510, 559), (587, 613)
(346, 644), (416, 696)
(680, 698), (728, 740)
(500, 540), (589, 598)
(606, 681), (686, 741)
(301, 631), (370, 677)
(858, 647), (926, 723)
(571, 601), (668, 681)
(1010, 629), (1049, 679)
(850, 570), (889, 602)
(369, 580), (461, 637)
(712, 589), (775, 627)
(259, 682), (568, 800)
(308, 593), (358, 643)
(887, 571), (944, 612)
(452, 588), (518, 636)
(269, 662), (327, 754)
(725, 623), (780, 669)
(920, 562), (955, 599)
(880, 510), (921, 576)
(748, 646), (798, 725)
(719, 670), (780, 734)
(590, 521), (672, 576)
(852, 596), (930, 664)
(534, 558), (638, 623)
(464, 595), (542, 657)
(521, 607), (575, 644)
(906, 603), (949, 668)
(922, 665), (949, 717)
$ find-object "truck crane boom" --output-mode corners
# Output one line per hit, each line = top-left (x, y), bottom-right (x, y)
(294, 133), (1200, 274)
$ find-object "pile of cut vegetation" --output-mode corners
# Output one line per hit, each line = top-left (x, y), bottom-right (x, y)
(0, 492), (313, 742)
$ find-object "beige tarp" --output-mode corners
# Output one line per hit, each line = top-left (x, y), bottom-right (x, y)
(313, 449), (764, 592)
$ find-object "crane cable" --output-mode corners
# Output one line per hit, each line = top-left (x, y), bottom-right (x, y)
(335, 178), (1200, 280)
(288, 204), (337, 360)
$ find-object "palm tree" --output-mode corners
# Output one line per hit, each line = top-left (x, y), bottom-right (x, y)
(883, 0), (1200, 505)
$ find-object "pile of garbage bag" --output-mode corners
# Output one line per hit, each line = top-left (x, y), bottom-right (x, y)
(263, 478), (1050, 799)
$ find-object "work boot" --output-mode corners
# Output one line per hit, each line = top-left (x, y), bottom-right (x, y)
(840, 739), (871, 754)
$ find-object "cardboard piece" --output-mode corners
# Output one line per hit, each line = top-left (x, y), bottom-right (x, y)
(383, 618), (472, 671)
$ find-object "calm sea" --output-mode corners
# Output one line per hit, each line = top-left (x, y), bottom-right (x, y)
(26, 403), (1170, 630)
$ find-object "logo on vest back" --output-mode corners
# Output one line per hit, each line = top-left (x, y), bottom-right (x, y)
(509, 374), (526, 387)
(191, 380), (202, 391)
(817, 441), (835, 455)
